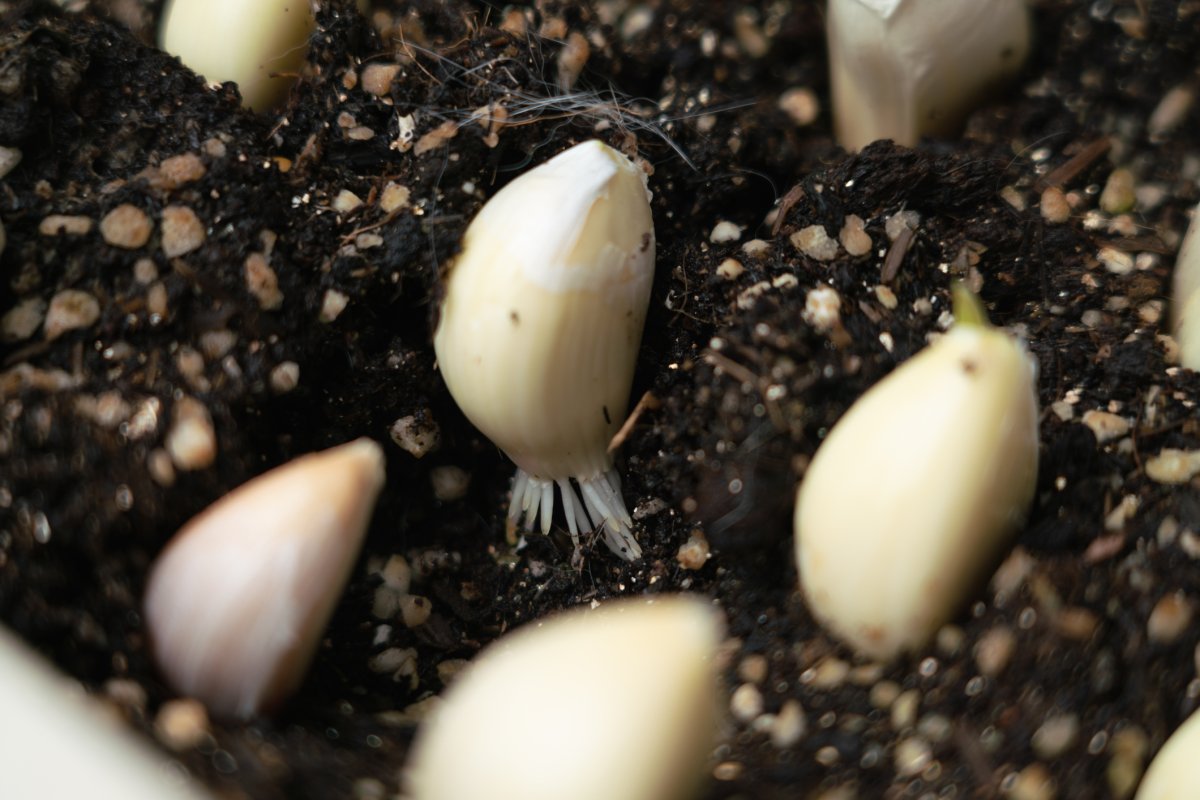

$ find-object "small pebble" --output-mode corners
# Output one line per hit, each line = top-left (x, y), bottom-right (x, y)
(894, 737), (932, 777)
(1145, 448), (1200, 484)
(676, 530), (710, 570)
(100, 204), (152, 249)
(244, 253), (283, 310)
(716, 258), (744, 280)
(320, 289), (349, 322)
(360, 63), (401, 96)
(160, 205), (205, 257)
(154, 699), (211, 751)
(891, 689), (919, 730)
(1147, 592), (1193, 644)
(146, 282), (169, 319)
(885, 210), (920, 240)
(738, 654), (769, 684)
(154, 152), (206, 189)
(1100, 168), (1136, 214)
(839, 214), (872, 256)
(730, 683), (764, 723)
(399, 594), (432, 628)
(1040, 187), (1071, 224)
(770, 700), (807, 748)
(436, 659), (469, 685)
(2, 298), (47, 342)
(166, 396), (216, 471)
(1081, 410), (1129, 443)
(710, 220), (743, 243)
(975, 626), (1017, 678)
(1001, 185), (1026, 211)
(806, 657), (849, 690)
(777, 87), (819, 126)
(1106, 726), (1148, 799)
(741, 239), (770, 258)
(870, 680), (901, 709)
(133, 258), (158, 284)
(333, 190), (364, 214)
(44, 289), (100, 340)
(430, 465), (470, 501)
(269, 361), (300, 393)
(147, 449), (176, 487)
(804, 285), (841, 332)
(1032, 714), (1079, 759)
(1007, 764), (1056, 800)
(1098, 247), (1134, 275)
(791, 225), (839, 261)
(389, 414), (440, 458)
(1148, 85), (1193, 141)
(379, 182), (411, 213)
(0, 145), (21, 179)
(38, 214), (94, 236)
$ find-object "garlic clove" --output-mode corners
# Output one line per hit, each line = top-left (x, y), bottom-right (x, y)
(1136, 709), (1200, 799)
(828, 0), (1031, 151)
(433, 140), (655, 560)
(0, 626), (212, 799)
(159, 0), (315, 112)
(1171, 203), (1200, 369)
(405, 595), (722, 800)
(794, 286), (1039, 660)
(143, 438), (386, 719)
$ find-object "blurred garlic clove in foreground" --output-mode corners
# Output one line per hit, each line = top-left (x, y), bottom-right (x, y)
(0, 627), (212, 800)
(828, 0), (1031, 151)
(144, 438), (386, 719)
(432, 139), (655, 561)
(1136, 709), (1200, 800)
(1171, 203), (1200, 370)
(405, 596), (721, 800)
(159, 0), (315, 111)
(794, 285), (1039, 661)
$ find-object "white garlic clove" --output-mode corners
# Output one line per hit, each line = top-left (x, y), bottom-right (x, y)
(405, 595), (722, 800)
(1171, 203), (1200, 370)
(794, 286), (1039, 660)
(159, 0), (315, 112)
(1136, 709), (1200, 799)
(144, 438), (386, 719)
(433, 140), (655, 560)
(0, 627), (212, 799)
(828, 0), (1031, 151)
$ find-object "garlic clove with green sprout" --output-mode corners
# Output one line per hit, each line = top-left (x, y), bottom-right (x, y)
(794, 285), (1039, 660)
(159, 0), (315, 112)
(143, 438), (386, 719)
(405, 595), (722, 800)
(433, 140), (655, 561)
(828, 0), (1031, 151)
(1135, 708), (1200, 799)
(1171, 202), (1200, 370)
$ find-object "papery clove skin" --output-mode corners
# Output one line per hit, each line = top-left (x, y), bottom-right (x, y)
(143, 438), (386, 719)
(794, 286), (1039, 660)
(0, 627), (213, 800)
(159, 0), (315, 111)
(1171, 203), (1200, 370)
(432, 140), (655, 560)
(1136, 709), (1200, 800)
(828, 0), (1031, 151)
(406, 596), (721, 800)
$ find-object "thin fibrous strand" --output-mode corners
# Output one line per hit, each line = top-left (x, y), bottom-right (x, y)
(597, 468), (633, 527)
(524, 478), (542, 532)
(508, 470), (529, 521)
(556, 478), (579, 536)
(540, 482), (554, 535)
(580, 479), (617, 531)
(508, 469), (641, 560)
